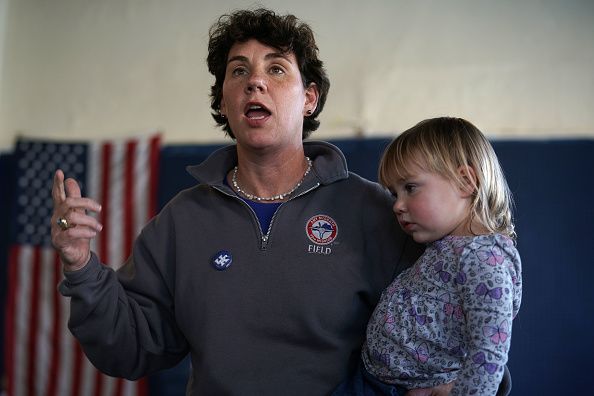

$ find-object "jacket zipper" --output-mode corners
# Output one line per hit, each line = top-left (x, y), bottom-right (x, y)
(214, 182), (321, 250)
(261, 182), (321, 249)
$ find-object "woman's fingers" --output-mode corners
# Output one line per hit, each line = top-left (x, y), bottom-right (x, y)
(60, 196), (103, 218)
(52, 170), (102, 229)
(54, 224), (100, 241)
(53, 170), (102, 212)
(64, 177), (82, 200)
(61, 208), (103, 232)
(52, 169), (66, 204)
(50, 169), (102, 270)
(52, 196), (103, 232)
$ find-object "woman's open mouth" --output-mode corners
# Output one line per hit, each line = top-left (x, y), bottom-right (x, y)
(244, 103), (271, 121)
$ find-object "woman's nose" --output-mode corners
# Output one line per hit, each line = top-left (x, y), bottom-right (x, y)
(245, 73), (266, 94)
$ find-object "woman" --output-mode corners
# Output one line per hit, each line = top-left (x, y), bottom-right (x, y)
(51, 9), (428, 395)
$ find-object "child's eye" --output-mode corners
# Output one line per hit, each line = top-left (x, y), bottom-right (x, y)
(405, 184), (417, 193)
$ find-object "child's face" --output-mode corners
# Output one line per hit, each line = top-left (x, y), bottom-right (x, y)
(388, 165), (472, 244)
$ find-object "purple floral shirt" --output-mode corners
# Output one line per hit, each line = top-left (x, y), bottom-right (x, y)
(362, 234), (522, 395)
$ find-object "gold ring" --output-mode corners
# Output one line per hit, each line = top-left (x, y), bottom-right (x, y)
(57, 217), (70, 230)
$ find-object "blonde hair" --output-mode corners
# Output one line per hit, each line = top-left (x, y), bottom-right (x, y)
(379, 117), (516, 239)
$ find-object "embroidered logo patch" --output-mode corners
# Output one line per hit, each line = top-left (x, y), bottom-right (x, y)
(306, 215), (338, 245)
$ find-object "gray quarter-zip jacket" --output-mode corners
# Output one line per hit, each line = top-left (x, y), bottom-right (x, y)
(59, 141), (420, 395)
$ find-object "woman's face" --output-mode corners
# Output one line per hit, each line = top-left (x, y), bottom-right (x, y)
(220, 39), (318, 152)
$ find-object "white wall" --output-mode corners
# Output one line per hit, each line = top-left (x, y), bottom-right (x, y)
(0, 0), (8, 131)
(1, 0), (593, 150)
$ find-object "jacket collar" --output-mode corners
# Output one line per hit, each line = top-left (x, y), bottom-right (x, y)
(186, 140), (349, 188)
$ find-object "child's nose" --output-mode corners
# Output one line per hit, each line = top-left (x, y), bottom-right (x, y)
(393, 199), (406, 214)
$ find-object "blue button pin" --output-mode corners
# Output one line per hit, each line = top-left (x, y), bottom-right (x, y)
(212, 250), (233, 271)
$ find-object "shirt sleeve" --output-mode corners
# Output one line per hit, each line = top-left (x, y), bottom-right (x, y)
(450, 237), (520, 396)
(59, 207), (189, 380)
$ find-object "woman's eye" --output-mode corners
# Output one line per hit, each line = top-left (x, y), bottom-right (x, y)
(231, 67), (247, 77)
(269, 65), (284, 75)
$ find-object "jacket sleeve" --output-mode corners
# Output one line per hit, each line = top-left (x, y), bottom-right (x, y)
(58, 209), (189, 380)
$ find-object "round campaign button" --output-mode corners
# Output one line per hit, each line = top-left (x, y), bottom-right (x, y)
(212, 250), (233, 271)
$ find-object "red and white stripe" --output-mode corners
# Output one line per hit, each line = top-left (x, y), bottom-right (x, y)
(5, 134), (160, 396)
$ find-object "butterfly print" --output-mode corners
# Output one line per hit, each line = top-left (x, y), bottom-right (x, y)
(475, 283), (503, 300)
(440, 293), (464, 321)
(412, 263), (423, 279)
(447, 339), (467, 358)
(383, 312), (397, 332)
(405, 342), (430, 364)
(408, 307), (433, 325)
(400, 288), (412, 301)
(372, 348), (391, 366)
(472, 351), (498, 375)
(448, 236), (467, 255)
(477, 246), (504, 266)
(434, 260), (451, 283)
(483, 319), (509, 345)
(454, 270), (467, 285)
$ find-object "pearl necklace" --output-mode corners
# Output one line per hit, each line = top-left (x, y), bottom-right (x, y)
(232, 157), (312, 201)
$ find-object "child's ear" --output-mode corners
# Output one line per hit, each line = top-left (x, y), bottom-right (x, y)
(457, 165), (478, 198)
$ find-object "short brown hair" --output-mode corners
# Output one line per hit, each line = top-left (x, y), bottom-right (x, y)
(207, 8), (330, 139)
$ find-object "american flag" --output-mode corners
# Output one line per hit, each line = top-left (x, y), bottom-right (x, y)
(4, 134), (161, 396)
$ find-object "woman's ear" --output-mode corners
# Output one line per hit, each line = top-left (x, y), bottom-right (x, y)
(457, 165), (478, 198)
(304, 82), (319, 116)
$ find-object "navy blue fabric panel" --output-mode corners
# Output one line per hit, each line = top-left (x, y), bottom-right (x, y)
(329, 137), (393, 181)
(157, 144), (225, 209)
(492, 140), (594, 395)
(0, 152), (16, 385)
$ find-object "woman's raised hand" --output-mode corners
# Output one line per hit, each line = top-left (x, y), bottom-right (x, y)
(51, 169), (103, 271)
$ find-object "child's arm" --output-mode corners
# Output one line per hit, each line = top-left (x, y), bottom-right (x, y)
(453, 237), (521, 395)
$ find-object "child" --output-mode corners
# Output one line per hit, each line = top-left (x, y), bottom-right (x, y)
(335, 117), (522, 395)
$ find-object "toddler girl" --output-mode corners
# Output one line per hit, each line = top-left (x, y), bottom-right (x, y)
(337, 117), (522, 395)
